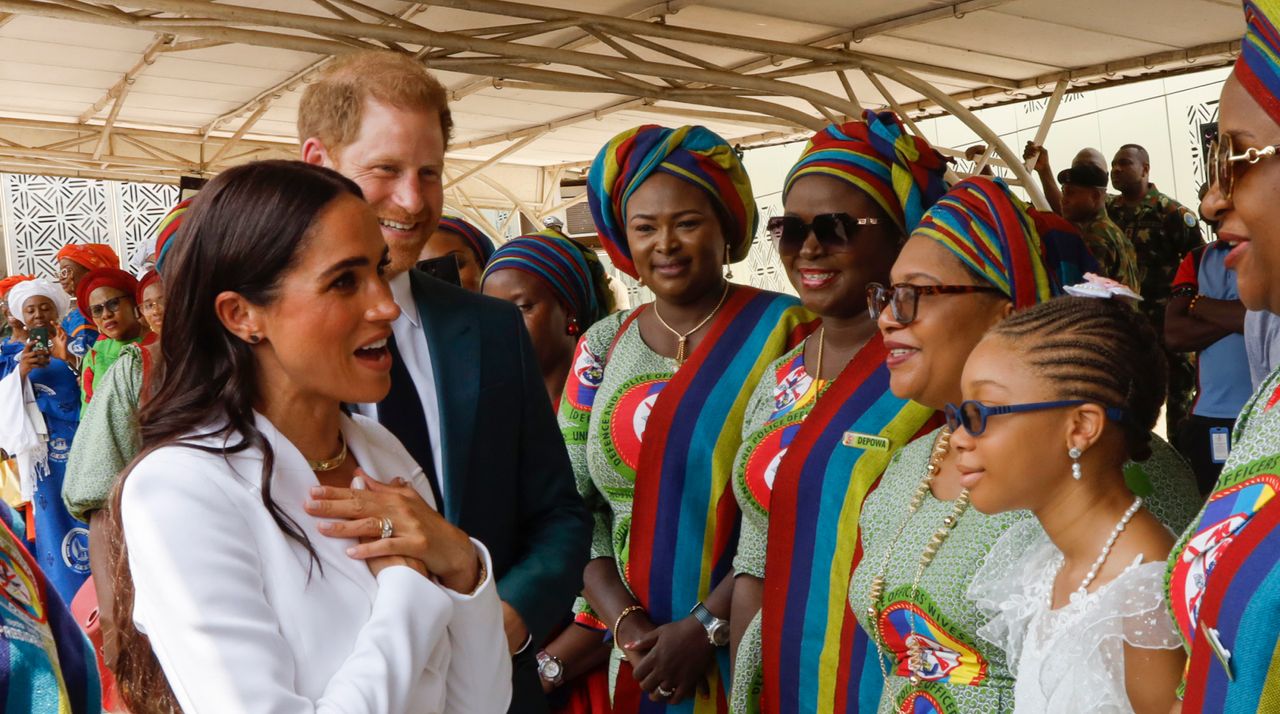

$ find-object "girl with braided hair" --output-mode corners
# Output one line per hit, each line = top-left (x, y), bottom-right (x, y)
(849, 178), (1201, 714)
(953, 296), (1185, 713)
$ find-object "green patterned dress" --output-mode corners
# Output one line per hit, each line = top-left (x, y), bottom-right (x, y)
(729, 343), (825, 712)
(849, 427), (1203, 713)
(559, 310), (676, 686)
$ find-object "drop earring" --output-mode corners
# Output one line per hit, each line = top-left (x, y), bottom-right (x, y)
(566, 316), (581, 337)
(724, 244), (734, 280)
(1069, 447), (1083, 480)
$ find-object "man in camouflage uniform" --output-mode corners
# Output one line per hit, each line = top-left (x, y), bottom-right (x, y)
(1107, 143), (1204, 441)
(1058, 163), (1141, 291)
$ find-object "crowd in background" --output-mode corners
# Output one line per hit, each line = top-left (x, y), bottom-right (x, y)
(1, 1), (1280, 713)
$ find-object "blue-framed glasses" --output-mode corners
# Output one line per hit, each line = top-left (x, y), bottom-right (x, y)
(944, 399), (1126, 437)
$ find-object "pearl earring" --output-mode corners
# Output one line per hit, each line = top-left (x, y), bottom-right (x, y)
(1069, 447), (1083, 480)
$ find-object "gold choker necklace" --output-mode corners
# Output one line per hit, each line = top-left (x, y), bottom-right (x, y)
(308, 433), (348, 472)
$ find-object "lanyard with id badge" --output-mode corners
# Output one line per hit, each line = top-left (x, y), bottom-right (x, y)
(1210, 426), (1232, 464)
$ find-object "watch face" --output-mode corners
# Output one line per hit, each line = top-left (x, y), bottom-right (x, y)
(709, 620), (730, 647)
(540, 658), (563, 680)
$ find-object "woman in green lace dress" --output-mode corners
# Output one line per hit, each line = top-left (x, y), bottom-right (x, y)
(848, 178), (1203, 713)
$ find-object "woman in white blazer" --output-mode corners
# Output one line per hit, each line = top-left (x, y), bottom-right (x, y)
(105, 160), (512, 714)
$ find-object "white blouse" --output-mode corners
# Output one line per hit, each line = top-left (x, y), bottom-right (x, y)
(122, 412), (511, 713)
(969, 519), (1181, 713)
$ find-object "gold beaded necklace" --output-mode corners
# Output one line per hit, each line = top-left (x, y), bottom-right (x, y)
(865, 428), (971, 685)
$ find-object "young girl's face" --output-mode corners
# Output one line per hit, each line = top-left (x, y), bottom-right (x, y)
(949, 334), (1080, 515)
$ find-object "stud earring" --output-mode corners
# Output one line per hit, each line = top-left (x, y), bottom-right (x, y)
(1069, 447), (1083, 480)
(724, 244), (734, 280)
(249, 334), (261, 344)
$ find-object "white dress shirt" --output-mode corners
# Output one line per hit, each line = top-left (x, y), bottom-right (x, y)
(355, 270), (445, 486)
(122, 412), (511, 713)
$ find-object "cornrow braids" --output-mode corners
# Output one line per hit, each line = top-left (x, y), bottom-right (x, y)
(991, 296), (1167, 461)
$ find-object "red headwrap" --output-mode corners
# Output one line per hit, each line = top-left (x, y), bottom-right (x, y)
(77, 268), (139, 322)
(55, 243), (119, 272)
(0, 274), (34, 297)
(136, 270), (161, 304)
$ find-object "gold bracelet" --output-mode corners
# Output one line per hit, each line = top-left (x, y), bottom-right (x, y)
(1188, 294), (1203, 315)
(464, 553), (488, 597)
(613, 605), (646, 650)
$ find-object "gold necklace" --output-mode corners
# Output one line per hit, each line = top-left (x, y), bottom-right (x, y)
(652, 282), (731, 365)
(813, 327), (825, 379)
(865, 428), (971, 686)
(308, 433), (348, 472)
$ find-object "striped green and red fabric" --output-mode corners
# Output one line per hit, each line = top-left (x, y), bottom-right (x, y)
(759, 335), (939, 714)
(613, 286), (815, 713)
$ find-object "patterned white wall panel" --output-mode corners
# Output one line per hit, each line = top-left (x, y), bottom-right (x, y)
(112, 181), (181, 273)
(3, 174), (112, 279)
(0, 173), (179, 279)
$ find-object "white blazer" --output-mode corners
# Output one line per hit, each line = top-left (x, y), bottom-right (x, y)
(121, 412), (512, 714)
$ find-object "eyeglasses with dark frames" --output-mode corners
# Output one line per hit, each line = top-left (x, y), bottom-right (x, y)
(944, 399), (1126, 437)
(866, 282), (1004, 325)
(89, 296), (130, 319)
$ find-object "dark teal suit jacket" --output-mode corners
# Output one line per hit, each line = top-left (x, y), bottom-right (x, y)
(409, 270), (590, 712)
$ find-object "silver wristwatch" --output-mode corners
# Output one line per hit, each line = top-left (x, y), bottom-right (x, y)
(690, 601), (729, 647)
(536, 650), (565, 687)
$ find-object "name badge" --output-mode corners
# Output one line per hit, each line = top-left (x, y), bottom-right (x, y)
(842, 432), (890, 451)
(1210, 427), (1231, 465)
(1201, 619), (1234, 681)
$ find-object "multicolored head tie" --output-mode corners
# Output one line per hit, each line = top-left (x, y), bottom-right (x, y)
(55, 243), (119, 272)
(587, 124), (757, 279)
(481, 229), (612, 326)
(436, 215), (497, 267)
(913, 177), (1065, 310)
(1237, 0), (1280, 126)
(784, 110), (948, 234)
(153, 198), (193, 276)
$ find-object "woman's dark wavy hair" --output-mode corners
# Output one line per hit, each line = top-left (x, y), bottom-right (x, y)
(105, 160), (364, 713)
(990, 295), (1168, 462)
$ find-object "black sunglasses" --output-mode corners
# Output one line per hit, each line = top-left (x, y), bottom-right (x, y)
(89, 296), (130, 319)
(944, 399), (1126, 437)
(766, 213), (881, 257)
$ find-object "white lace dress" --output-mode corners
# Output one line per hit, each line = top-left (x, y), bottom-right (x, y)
(968, 520), (1182, 713)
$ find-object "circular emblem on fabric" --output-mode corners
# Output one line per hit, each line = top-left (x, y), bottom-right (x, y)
(1183, 210), (1198, 228)
(62, 527), (91, 574)
(608, 377), (669, 471)
(742, 421), (802, 512)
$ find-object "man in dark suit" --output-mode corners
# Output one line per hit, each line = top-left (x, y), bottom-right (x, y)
(299, 50), (591, 712)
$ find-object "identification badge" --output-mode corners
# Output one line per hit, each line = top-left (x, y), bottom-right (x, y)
(842, 432), (890, 451)
(1210, 427), (1231, 465)
(1201, 620), (1234, 681)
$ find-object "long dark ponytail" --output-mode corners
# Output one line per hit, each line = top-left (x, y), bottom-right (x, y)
(106, 160), (364, 712)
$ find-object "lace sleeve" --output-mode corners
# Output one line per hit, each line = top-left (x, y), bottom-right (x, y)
(968, 519), (1054, 676)
(1074, 559), (1183, 651)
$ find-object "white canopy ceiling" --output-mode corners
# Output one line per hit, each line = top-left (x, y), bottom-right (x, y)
(0, 0), (1245, 221)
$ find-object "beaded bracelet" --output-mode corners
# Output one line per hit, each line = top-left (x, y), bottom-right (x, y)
(1188, 294), (1203, 315)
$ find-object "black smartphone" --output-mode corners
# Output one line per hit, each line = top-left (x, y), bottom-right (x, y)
(28, 325), (50, 352)
(416, 254), (462, 287)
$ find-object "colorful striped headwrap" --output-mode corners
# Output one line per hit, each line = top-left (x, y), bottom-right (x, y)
(55, 243), (118, 272)
(1237, 0), (1280, 126)
(913, 177), (1096, 310)
(436, 215), (496, 267)
(154, 198), (193, 275)
(784, 111), (948, 234)
(481, 229), (613, 326)
(587, 124), (757, 278)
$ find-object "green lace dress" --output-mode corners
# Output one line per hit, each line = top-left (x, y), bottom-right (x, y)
(849, 427), (1203, 713)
